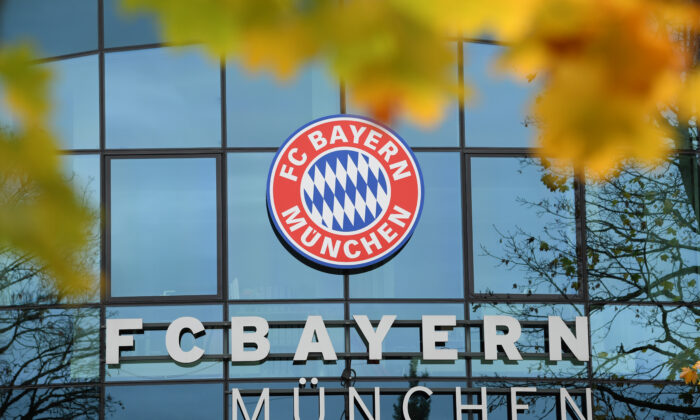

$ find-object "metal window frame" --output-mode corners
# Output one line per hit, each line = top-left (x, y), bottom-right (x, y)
(104, 153), (224, 304)
(1, 4), (699, 418)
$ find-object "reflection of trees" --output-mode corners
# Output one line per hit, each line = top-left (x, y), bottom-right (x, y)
(0, 386), (102, 419)
(0, 169), (100, 305)
(586, 157), (699, 303)
(392, 358), (430, 420)
(481, 154), (700, 417)
(470, 385), (568, 419)
(0, 169), (109, 418)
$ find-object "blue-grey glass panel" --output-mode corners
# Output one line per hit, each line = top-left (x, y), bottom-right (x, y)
(106, 305), (223, 381)
(587, 155), (700, 302)
(64, 154), (101, 209)
(231, 359), (344, 380)
(229, 303), (344, 321)
(227, 153), (342, 299)
(470, 384), (580, 420)
(344, 105), (460, 147)
(355, 379), (467, 390)
(227, 62), (339, 146)
(0, 85), (18, 131)
(350, 303), (466, 377)
(105, 47), (221, 148)
(46, 55), (99, 150)
(0, 154), (100, 306)
(232, 391), (458, 420)
(104, 0), (160, 48)
(229, 379), (339, 390)
(464, 43), (540, 147)
(350, 153), (463, 298)
(363, 393), (456, 420)
(470, 304), (586, 378)
(62, 154), (101, 301)
(593, 384), (699, 419)
(591, 305), (698, 380)
(232, 394), (345, 420)
(106, 383), (223, 419)
(471, 157), (577, 295)
(110, 158), (218, 297)
(351, 303), (465, 322)
(0, 386), (100, 419)
(346, 43), (459, 147)
(229, 304), (344, 379)
(0, 0), (97, 57)
(0, 308), (99, 386)
(388, 105), (460, 147)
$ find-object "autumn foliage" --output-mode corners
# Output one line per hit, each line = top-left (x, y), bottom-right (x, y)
(0, 0), (699, 383)
(681, 361), (700, 385)
(124, 0), (700, 177)
(0, 47), (94, 298)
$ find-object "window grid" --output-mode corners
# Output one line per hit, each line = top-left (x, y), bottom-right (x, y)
(0, 2), (698, 418)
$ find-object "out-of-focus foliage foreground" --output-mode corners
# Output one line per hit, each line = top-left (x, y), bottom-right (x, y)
(0, 2), (699, 308)
(125, 0), (700, 176)
(0, 47), (93, 299)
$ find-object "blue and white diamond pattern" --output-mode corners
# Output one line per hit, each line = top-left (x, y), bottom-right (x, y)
(300, 149), (390, 233)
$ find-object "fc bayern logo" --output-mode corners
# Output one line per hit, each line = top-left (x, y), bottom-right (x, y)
(267, 115), (424, 270)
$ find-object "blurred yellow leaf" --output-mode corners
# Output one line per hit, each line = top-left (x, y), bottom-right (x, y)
(0, 46), (94, 298)
(680, 365), (699, 385)
(123, 0), (459, 126)
(499, 0), (692, 177)
(122, 0), (700, 177)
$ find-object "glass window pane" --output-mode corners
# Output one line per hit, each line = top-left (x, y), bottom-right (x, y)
(0, 308), (99, 386)
(593, 383), (699, 419)
(0, 154), (100, 306)
(64, 154), (101, 210)
(0, 88), (18, 132)
(110, 157), (218, 297)
(106, 383), (223, 419)
(106, 305), (223, 381)
(345, 103), (460, 148)
(464, 43), (540, 147)
(229, 303), (344, 379)
(226, 62), (339, 147)
(229, 302), (344, 321)
(587, 155), (700, 302)
(227, 153), (342, 299)
(350, 303), (466, 377)
(470, 157), (577, 295)
(350, 393), (457, 420)
(1, 386), (100, 419)
(105, 47), (221, 148)
(63, 154), (101, 301)
(471, 384), (583, 420)
(231, 393), (345, 420)
(387, 105), (460, 147)
(47, 55), (100, 150)
(350, 152), (463, 298)
(346, 43), (459, 147)
(0, 0), (97, 57)
(104, 0), (160, 48)
(0, 56), (99, 150)
(470, 304), (587, 378)
(591, 305), (698, 380)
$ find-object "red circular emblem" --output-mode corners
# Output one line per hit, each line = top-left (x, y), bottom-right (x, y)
(267, 115), (424, 270)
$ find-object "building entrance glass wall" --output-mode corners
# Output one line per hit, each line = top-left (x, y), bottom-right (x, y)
(0, 1), (698, 418)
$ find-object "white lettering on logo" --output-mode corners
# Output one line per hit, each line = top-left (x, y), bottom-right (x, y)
(281, 206), (307, 232)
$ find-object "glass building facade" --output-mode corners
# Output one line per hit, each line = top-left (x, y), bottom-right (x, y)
(1, 1), (699, 419)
